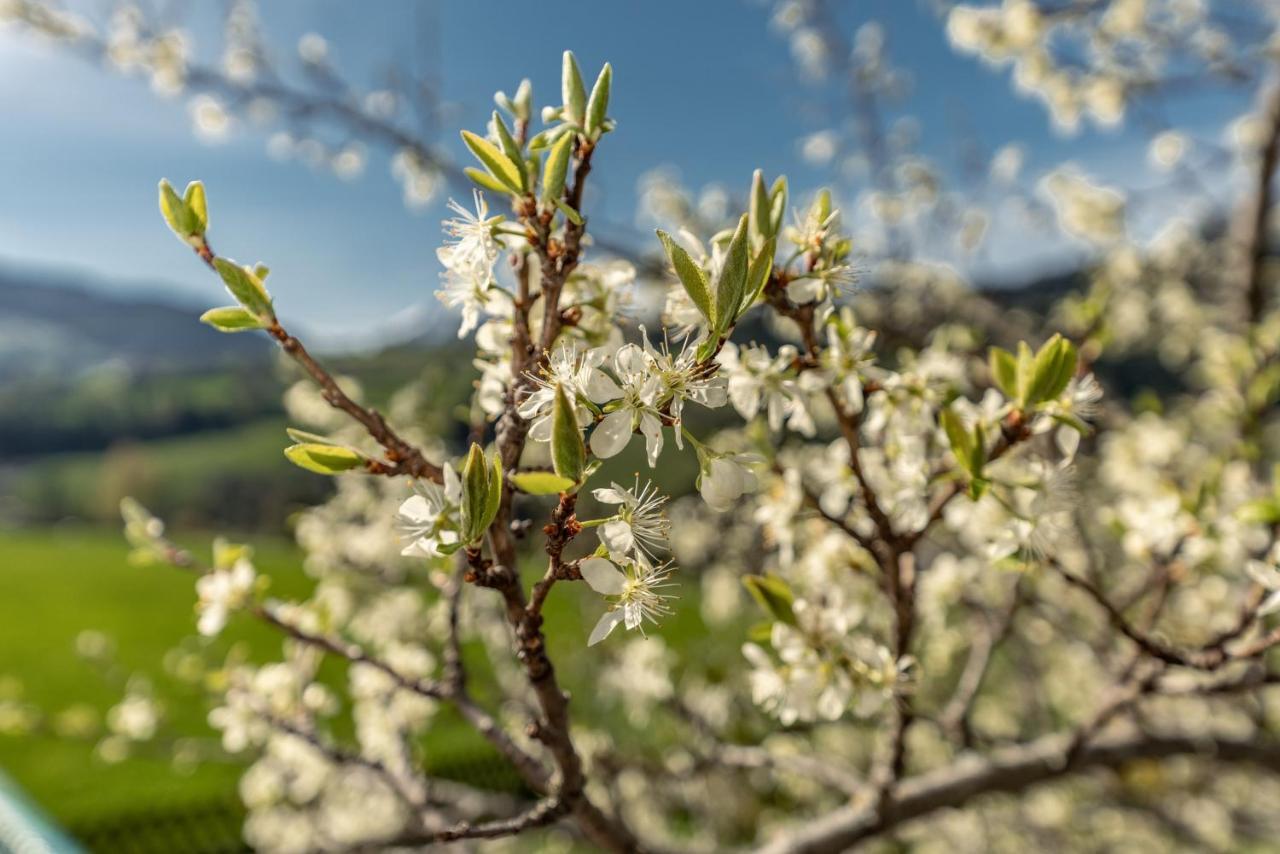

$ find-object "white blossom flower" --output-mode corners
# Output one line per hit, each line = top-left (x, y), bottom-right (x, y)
(195, 557), (256, 636)
(396, 467), (462, 558)
(435, 192), (502, 337)
(641, 329), (727, 445)
(589, 344), (666, 465)
(592, 478), (669, 561)
(580, 556), (676, 645)
(718, 342), (814, 435)
(1245, 548), (1280, 617)
(699, 453), (762, 511)
(520, 343), (621, 442)
(107, 692), (160, 741)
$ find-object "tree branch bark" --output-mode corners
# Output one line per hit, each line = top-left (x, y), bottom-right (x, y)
(756, 732), (1280, 854)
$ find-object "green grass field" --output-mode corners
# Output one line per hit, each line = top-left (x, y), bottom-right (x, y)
(0, 526), (314, 828)
(0, 520), (738, 839)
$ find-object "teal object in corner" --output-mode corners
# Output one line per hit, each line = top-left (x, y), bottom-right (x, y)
(0, 772), (85, 854)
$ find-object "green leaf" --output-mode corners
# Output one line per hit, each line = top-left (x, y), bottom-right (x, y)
(769, 176), (788, 235)
(969, 477), (990, 501)
(561, 50), (586, 124)
(199, 306), (265, 332)
(713, 214), (750, 333)
(528, 124), (571, 152)
(491, 111), (527, 190)
(541, 131), (574, 203)
(461, 443), (494, 543)
(554, 198), (583, 225)
(158, 179), (203, 241)
(465, 167), (515, 195)
(509, 471), (577, 495)
(284, 443), (363, 475)
(585, 62), (611, 136)
(940, 408), (975, 476)
(989, 347), (1018, 400)
(285, 428), (338, 445)
(743, 237), (776, 317)
(656, 230), (712, 324)
(551, 385), (587, 483)
(749, 170), (772, 242)
(213, 258), (274, 320)
(742, 574), (797, 626)
(1240, 498), (1280, 525)
(484, 452), (504, 533)
(460, 130), (522, 193)
(1015, 341), (1035, 407)
(812, 188), (832, 224)
(183, 181), (208, 234)
(1026, 334), (1078, 406)
(969, 421), (987, 478)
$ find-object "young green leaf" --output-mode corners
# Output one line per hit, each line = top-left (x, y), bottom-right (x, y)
(561, 50), (586, 124)
(1015, 340), (1035, 407)
(484, 452), (504, 533)
(213, 258), (274, 320)
(285, 428), (339, 446)
(541, 131), (574, 203)
(812, 188), (832, 224)
(713, 214), (750, 333)
(940, 408), (975, 476)
(749, 170), (772, 243)
(513, 78), (533, 121)
(284, 443), (364, 475)
(585, 62), (612, 136)
(743, 237), (776, 317)
(1026, 334), (1078, 406)
(509, 471), (577, 495)
(183, 181), (208, 233)
(551, 385), (587, 483)
(460, 130), (522, 193)
(769, 175), (788, 234)
(989, 347), (1018, 400)
(199, 306), (265, 332)
(742, 574), (797, 626)
(461, 443), (493, 542)
(465, 167), (515, 195)
(656, 229), (712, 323)
(968, 421), (987, 479)
(158, 179), (204, 243)
(490, 112), (527, 190)
(554, 198), (583, 225)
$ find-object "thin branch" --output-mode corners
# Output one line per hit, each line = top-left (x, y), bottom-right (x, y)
(265, 320), (443, 482)
(378, 798), (569, 848)
(938, 580), (1023, 746)
(756, 732), (1280, 854)
(1043, 557), (1243, 671)
(670, 697), (867, 798)
(1236, 75), (1280, 323)
(181, 231), (444, 483)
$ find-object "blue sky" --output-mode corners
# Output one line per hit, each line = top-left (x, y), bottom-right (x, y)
(0, 0), (1253, 345)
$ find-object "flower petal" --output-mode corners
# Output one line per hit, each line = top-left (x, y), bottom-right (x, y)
(592, 487), (625, 505)
(580, 557), (626, 595)
(585, 371), (623, 403)
(528, 414), (553, 443)
(397, 494), (433, 521)
(600, 520), (634, 558)
(639, 412), (663, 467)
(588, 609), (625, 646)
(590, 410), (633, 459)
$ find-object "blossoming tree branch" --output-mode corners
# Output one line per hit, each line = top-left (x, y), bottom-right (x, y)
(99, 29), (1280, 854)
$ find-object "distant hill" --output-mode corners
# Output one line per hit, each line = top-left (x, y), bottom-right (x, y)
(0, 267), (269, 382)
